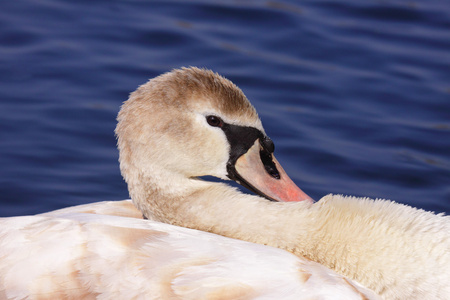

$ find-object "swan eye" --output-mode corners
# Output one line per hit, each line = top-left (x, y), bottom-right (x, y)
(206, 115), (223, 127)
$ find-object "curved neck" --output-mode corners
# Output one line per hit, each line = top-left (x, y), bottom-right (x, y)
(129, 171), (313, 248)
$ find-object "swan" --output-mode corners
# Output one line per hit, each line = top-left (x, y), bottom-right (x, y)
(0, 67), (448, 299)
(115, 67), (449, 299)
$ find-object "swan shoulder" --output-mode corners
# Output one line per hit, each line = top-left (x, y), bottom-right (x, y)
(0, 202), (379, 299)
(40, 199), (142, 219)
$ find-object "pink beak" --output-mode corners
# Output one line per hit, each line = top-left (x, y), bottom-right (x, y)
(233, 140), (313, 203)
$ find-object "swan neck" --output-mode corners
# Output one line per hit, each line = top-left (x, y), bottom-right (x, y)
(129, 173), (312, 248)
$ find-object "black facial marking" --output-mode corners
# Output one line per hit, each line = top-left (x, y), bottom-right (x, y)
(212, 119), (282, 201)
(260, 150), (280, 179)
(261, 136), (275, 153)
(258, 136), (280, 179)
(221, 123), (263, 166)
(206, 114), (283, 199)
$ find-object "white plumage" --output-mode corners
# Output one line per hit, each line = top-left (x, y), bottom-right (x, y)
(0, 201), (378, 299)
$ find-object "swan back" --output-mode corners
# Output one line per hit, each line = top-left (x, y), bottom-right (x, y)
(0, 201), (380, 299)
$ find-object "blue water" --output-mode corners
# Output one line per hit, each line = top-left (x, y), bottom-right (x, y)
(1, 0), (449, 217)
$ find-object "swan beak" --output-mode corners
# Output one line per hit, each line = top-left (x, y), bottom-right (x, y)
(233, 140), (313, 203)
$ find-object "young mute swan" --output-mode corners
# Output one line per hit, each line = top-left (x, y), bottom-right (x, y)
(115, 67), (449, 299)
(1, 67), (448, 299)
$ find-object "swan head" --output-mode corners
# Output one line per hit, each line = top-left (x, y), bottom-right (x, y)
(116, 67), (312, 203)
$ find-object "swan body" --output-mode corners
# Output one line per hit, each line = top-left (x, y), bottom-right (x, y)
(0, 200), (378, 299)
(1, 67), (448, 299)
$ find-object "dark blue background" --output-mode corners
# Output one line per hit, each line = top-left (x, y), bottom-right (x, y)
(1, 0), (449, 217)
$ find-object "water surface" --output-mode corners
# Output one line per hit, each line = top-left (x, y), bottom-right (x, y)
(1, 0), (449, 216)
